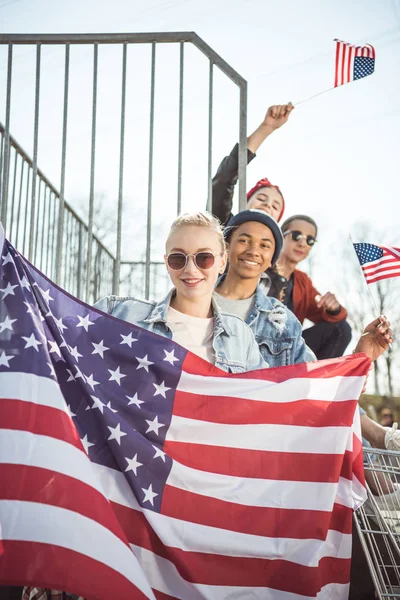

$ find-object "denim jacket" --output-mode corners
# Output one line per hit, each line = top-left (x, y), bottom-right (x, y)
(215, 280), (316, 368)
(94, 289), (268, 374)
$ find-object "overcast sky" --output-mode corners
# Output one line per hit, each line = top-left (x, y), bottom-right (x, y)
(1, 0), (399, 348)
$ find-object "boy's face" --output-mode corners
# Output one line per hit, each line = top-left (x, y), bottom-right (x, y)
(227, 221), (276, 280)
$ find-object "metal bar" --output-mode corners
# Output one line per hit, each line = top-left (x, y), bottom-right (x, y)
(29, 44), (41, 261)
(113, 42), (127, 295)
(177, 42), (184, 214)
(191, 34), (246, 87)
(206, 60), (213, 212)
(50, 192), (58, 279)
(238, 81), (247, 211)
(0, 32), (197, 45)
(22, 166), (31, 255)
(145, 42), (156, 300)
(1, 44), (13, 227)
(8, 148), (18, 239)
(85, 43), (98, 302)
(55, 43), (70, 284)
(45, 190), (52, 275)
(15, 158), (24, 248)
(34, 177), (42, 264)
(40, 185), (47, 270)
(76, 222), (83, 299)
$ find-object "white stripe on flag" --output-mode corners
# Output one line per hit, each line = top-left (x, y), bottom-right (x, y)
(0, 429), (107, 499)
(167, 415), (352, 454)
(337, 42), (344, 86)
(0, 371), (69, 414)
(178, 371), (365, 403)
(0, 500), (154, 599)
(167, 459), (340, 511)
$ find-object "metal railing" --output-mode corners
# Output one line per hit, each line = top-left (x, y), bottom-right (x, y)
(0, 32), (247, 302)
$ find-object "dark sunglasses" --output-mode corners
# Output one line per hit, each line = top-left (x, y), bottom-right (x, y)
(283, 230), (317, 247)
(167, 251), (222, 271)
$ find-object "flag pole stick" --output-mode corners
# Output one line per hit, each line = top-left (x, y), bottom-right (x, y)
(349, 233), (383, 326)
(295, 86), (336, 106)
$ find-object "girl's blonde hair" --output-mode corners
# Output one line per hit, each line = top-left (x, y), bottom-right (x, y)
(166, 211), (226, 253)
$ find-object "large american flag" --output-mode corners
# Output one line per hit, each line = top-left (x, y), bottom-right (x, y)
(334, 39), (375, 87)
(0, 224), (369, 600)
(353, 242), (400, 285)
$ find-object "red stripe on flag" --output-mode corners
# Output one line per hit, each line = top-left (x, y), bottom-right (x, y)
(0, 463), (128, 544)
(159, 485), (353, 537)
(113, 502), (351, 594)
(164, 439), (353, 483)
(335, 40), (341, 87)
(363, 262), (400, 276)
(0, 398), (83, 451)
(173, 390), (357, 427)
(182, 352), (370, 381)
(0, 540), (148, 600)
(348, 46), (353, 82)
(153, 591), (178, 600)
(342, 44), (347, 85)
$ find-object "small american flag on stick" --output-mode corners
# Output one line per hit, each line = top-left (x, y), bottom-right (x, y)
(353, 243), (400, 284)
(334, 39), (375, 87)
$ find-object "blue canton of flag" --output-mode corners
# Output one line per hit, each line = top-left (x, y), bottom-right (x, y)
(353, 57), (375, 80)
(353, 243), (383, 265)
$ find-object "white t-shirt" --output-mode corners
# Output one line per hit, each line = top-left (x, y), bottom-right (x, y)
(167, 306), (215, 364)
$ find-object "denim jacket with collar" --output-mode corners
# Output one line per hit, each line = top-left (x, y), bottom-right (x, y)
(94, 289), (268, 374)
(214, 280), (316, 368)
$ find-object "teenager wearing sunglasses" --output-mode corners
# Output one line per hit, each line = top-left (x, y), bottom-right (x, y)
(95, 212), (267, 373)
(276, 214), (352, 360)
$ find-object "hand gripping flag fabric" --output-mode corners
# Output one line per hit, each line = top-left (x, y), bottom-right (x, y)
(0, 223), (369, 600)
(353, 242), (400, 284)
(334, 39), (375, 87)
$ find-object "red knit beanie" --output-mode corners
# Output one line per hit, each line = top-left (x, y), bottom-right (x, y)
(246, 177), (285, 222)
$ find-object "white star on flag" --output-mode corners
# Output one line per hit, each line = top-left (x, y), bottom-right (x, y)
(0, 315), (17, 333)
(145, 415), (165, 435)
(126, 393), (144, 408)
(91, 340), (109, 358)
(21, 333), (42, 352)
(2, 253), (13, 266)
(66, 404), (76, 418)
(76, 314), (95, 332)
(87, 396), (105, 413)
(37, 286), (54, 303)
(85, 373), (100, 391)
(152, 445), (166, 462)
(120, 332), (137, 347)
(54, 316), (68, 332)
(125, 454), (143, 475)
(108, 366), (126, 385)
(69, 345), (83, 362)
(66, 369), (76, 382)
(0, 351), (15, 368)
(19, 275), (31, 290)
(48, 340), (62, 357)
(107, 423), (127, 445)
(74, 366), (85, 380)
(23, 301), (34, 315)
(141, 483), (158, 506)
(153, 380), (171, 398)
(47, 361), (56, 378)
(0, 282), (18, 298)
(81, 435), (95, 454)
(163, 349), (179, 365)
(135, 354), (154, 372)
(105, 401), (117, 414)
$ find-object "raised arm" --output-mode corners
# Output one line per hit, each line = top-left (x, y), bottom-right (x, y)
(212, 103), (294, 226)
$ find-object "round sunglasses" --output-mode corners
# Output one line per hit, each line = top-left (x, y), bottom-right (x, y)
(283, 230), (317, 247)
(166, 251), (222, 271)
